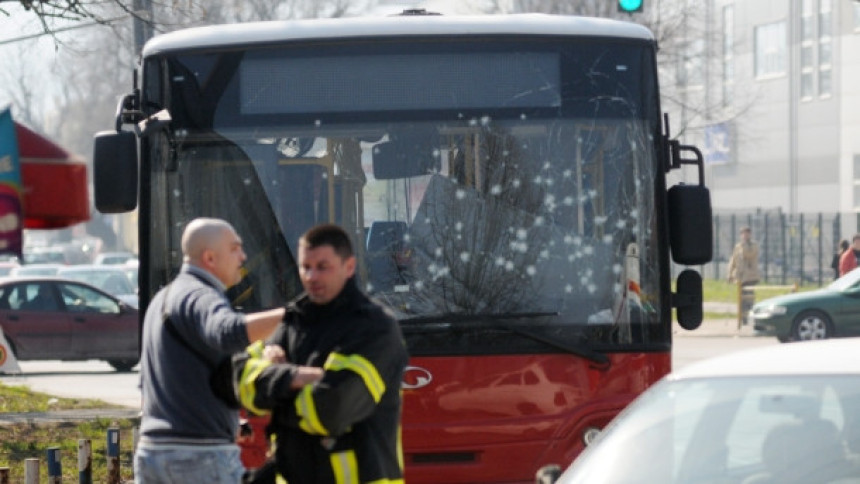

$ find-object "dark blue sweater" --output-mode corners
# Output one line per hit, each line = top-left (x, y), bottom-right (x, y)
(138, 264), (250, 445)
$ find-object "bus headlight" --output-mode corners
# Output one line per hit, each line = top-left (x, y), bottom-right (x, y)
(582, 426), (602, 446)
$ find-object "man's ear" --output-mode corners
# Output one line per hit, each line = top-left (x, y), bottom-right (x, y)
(345, 255), (356, 277)
(202, 248), (215, 268)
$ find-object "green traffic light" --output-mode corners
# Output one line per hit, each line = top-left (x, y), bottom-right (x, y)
(618, 0), (643, 12)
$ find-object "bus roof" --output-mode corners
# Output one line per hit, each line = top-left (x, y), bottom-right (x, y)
(143, 13), (654, 57)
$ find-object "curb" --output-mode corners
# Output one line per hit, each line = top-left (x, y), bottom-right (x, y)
(674, 318), (762, 338)
(0, 408), (140, 425)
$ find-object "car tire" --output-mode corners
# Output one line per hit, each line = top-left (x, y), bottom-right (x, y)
(107, 359), (138, 372)
(790, 310), (832, 342)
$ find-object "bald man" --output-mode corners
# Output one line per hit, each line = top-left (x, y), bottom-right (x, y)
(135, 218), (321, 484)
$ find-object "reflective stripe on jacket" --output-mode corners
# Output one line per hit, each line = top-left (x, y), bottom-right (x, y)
(239, 279), (408, 484)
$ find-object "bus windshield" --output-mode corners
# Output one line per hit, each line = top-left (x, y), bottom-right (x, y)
(143, 35), (665, 353)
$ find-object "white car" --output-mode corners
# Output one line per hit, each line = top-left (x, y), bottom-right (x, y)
(57, 265), (138, 308)
(546, 339), (860, 484)
(94, 252), (137, 266)
(10, 264), (64, 277)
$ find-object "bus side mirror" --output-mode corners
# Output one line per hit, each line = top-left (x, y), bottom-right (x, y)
(674, 269), (703, 330)
(93, 130), (138, 213)
(667, 184), (712, 265)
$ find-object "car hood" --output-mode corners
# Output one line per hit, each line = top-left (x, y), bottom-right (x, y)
(753, 287), (838, 308)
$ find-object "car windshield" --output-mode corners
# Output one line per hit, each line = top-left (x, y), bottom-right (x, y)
(829, 266), (860, 291)
(59, 269), (136, 296)
(558, 375), (860, 484)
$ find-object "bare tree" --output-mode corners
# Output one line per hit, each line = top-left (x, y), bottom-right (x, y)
(49, 27), (135, 158)
(510, 0), (619, 17)
(0, 41), (45, 128)
(1, 0), (379, 152)
(1, 0), (377, 35)
(484, 0), (757, 151)
(0, 0), (103, 22)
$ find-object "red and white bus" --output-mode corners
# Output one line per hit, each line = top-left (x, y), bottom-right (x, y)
(95, 10), (711, 483)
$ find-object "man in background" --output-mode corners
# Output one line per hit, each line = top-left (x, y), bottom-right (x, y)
(839, 234), (860, 277)
(728, 226), (760, 325)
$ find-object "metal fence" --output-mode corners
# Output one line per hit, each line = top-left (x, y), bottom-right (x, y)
(697, 210), (857, 286)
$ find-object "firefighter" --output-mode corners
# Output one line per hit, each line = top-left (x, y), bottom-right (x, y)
(239, 224), (408, 484)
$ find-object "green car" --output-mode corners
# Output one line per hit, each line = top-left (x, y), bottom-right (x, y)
(751, 268), (860, 342)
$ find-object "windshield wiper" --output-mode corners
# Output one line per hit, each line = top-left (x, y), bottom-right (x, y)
(400, 312), (610, 367)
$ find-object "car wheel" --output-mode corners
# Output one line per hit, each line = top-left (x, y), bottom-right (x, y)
(790, 310), (832, 341)
(107, 359), (138, 372)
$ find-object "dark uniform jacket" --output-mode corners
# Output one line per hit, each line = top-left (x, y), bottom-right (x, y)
(239, 278), (408, 484)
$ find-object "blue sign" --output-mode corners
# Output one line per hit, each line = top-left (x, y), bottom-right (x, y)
(0, 107), (23, 259)
(704, 123), (731, 165)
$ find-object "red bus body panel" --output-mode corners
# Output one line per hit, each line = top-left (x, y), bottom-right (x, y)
(239, 351), (670, 483)
(401, 352), (670, 483)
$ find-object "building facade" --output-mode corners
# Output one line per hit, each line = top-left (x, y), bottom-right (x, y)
(684, 1), (860, 226)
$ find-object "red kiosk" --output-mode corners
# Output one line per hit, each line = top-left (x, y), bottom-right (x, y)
(15, 122), (89, 229)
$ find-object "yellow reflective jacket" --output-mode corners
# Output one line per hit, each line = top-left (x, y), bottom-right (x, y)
(238, 279), (408, 484)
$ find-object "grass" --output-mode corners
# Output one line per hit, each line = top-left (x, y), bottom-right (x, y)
(0, 384), (121, 414)
(701, 278), (809, 303)
(0, 382), (137, 482)
(701, 278), (816, 319)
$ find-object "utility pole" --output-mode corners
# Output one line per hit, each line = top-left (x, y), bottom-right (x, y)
(133, 0), (154, 56)
(788, 0), (798, 215)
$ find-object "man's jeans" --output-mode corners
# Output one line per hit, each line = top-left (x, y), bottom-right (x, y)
(134, 443), (245, 484)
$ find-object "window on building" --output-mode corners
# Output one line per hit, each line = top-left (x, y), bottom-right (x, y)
(854, 155), (860, 209)
(801, 71), (814, 98)
(819, 0), (832, 37)
(819, 0), (832, 97)
(680, 38), (705, 88)
(800, 0), (815, 99)
(855, 2), (860, 30)
(722, 5), (734, 106)
(754, 21), (786, 78)
(801, 0), (814, 41)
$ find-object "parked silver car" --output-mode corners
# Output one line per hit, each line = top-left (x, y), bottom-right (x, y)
(544, 339), (860, 484)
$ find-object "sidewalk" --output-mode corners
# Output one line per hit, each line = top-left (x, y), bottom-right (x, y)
(675, 317), (759, 338)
